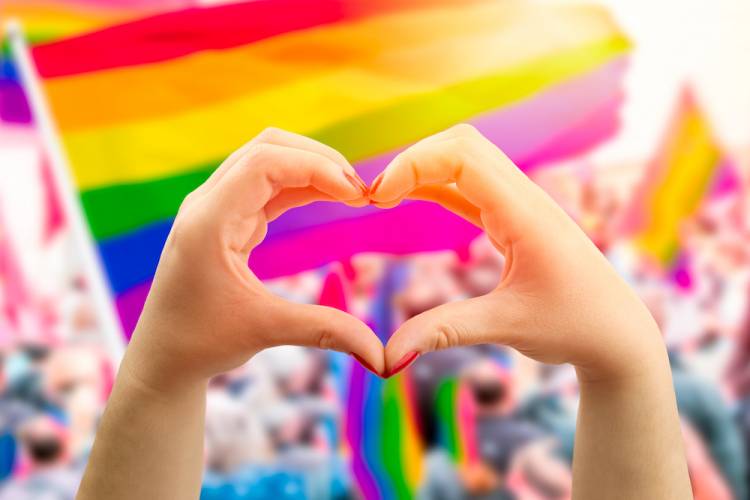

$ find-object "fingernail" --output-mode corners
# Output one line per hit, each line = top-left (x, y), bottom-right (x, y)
(370, 173), (385, 195)
(385, 351), (419, 378)
(344, 172), (368, 195)
(352, 353), (381, 377)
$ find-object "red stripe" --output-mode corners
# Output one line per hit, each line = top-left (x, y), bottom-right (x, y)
(33, 0), (473, 78)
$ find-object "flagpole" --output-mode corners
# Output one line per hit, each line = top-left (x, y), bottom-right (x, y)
(5, 20), (126, 364)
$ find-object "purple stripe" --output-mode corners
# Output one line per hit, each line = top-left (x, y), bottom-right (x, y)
(0, 81), (32, 124)
(346, 366), (380, 499)
(520, 91), (623, 167)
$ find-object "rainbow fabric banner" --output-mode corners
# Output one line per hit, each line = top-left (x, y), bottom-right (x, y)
(27, 0), (630, 335)
(623, 87), (731, 265)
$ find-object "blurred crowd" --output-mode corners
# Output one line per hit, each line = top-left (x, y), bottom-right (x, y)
(2, 162), (750, 500)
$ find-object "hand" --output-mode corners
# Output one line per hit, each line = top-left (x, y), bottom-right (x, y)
(126, 128), (384, 391)
(370, 124), (665, 381)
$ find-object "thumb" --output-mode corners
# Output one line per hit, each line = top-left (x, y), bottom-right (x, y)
(279, 301), (385, 376)
(384, 292), (522, 377)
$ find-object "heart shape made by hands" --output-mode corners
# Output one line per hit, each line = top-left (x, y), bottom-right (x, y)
(147, 125), (636, 390)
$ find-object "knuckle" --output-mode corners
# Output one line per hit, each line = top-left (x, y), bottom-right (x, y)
(169, 198), (219, 253)
(178, 189), (199, 211)
(243, 144), (278, 180)
(255, 126), (283, 142)
(330, 149), (350, 167)
(246, 142), (273, 162)
(433, 322), (462, 351)
(450, 123), (480, 138)
(451, 135), (478, 152)
(316, 328), (336, 351)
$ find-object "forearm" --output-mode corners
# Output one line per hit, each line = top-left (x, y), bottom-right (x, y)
(77, 344), (207, 500)
(572, 334), (692, 500)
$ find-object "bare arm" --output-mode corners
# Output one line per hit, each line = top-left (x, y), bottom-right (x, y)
(76, 129), (380, 499)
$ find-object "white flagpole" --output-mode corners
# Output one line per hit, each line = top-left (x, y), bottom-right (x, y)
(6, 20), (126, 364)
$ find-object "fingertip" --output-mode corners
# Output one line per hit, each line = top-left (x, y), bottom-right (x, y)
(384, 351), (420, 378)
(384, 324), (427, 376)
(344, 171), (368, 197)
(351, 352), (383, 377)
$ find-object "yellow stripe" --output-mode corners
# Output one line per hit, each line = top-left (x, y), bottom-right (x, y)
(57, 33), (624, 189)
(638, 108), (720, 262)
(44, 2), (620, 132)
(2, 3), (144, 36)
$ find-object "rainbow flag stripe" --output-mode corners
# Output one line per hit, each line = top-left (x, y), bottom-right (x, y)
(28, 0), (630, 335)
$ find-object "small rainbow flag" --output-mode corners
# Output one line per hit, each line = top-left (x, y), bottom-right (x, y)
(624, 87), (734, 265)
(346, 261), (423, 499)
(435, 377), (479, 465)
(24, 0), (629, 335)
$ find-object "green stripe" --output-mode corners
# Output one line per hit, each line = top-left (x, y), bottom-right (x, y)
(80, 168), (212, 240)
(80, 35), (629, 241)
(382, 377), (412, 499)
(435, 379), (461, 461)
(2, 31), (62, 58)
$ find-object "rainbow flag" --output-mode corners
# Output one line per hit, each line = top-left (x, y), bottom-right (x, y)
(435, 377), (479, 465)
(26, 0), (630, 335)
(346, 261), (423, 499)
(624, 87), (732, 264)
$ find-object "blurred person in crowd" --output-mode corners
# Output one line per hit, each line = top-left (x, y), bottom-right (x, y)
(515, 363), (578, 464)
(396, 244), (509, 450)
(42, 345), (113, 461)
(0, 351), (36, 479)
(205, 377), (273, 472)
(682, 420), (733, 500)
(671, 353), (743, 499)
(201, 373), (294, 500)
(4, 344), (55, 413)
(204, 346), (351, 499)
(0, 415), (81, 500)
(265, 348), (352, 499)
(726, 280), (750, 497)
(420, 359), (571, 499)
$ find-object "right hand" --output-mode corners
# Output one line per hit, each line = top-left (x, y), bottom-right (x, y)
(369, 124), (666, 381)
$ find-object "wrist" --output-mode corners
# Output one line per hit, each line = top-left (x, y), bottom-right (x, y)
(122, 324), (210, 397)
(119, 346), (208, 402)
(574, 317), (670, 385)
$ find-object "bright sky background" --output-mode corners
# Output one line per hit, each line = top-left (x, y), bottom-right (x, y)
(578, 0), (750, 164)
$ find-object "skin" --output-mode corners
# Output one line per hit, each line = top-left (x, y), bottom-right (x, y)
(77, 125), (691, 500)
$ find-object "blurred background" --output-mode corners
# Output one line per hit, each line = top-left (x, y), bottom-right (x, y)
(1, 0), (750, 499)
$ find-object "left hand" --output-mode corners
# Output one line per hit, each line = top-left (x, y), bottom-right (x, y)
(126, 128), (384, 391)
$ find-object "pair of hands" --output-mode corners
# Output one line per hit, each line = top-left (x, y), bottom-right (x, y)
(127, 124), (663, 388)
